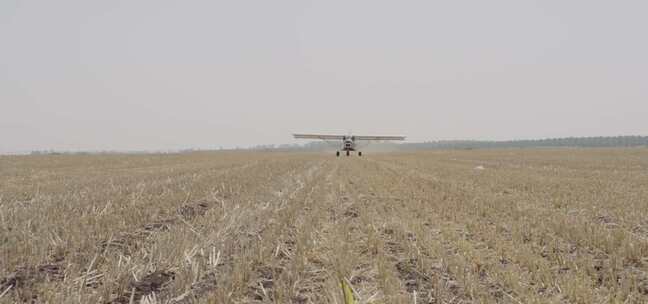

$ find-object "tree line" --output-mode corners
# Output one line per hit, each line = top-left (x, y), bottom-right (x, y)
(401, 136), (648, 150)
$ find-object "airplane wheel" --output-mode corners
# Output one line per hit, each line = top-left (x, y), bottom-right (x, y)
(346, 151), (350, 156)
(336, 151), (340, 157)
(358, 152), (362, 157)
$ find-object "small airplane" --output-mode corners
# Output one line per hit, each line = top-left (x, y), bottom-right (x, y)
(293, 133), (406, 156)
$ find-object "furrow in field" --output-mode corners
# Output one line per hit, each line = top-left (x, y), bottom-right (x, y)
(360, 159), (490, 304)
(105, 160), (329, 304)
(285, 159), (475, 303)
(100, 159), (323, 304)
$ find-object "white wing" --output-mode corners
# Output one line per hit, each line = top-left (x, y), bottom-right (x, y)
(293, 134), (346, 140)
(354, 135), (406, 141)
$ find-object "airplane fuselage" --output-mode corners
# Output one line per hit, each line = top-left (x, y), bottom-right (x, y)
(343, 138), (356, 151)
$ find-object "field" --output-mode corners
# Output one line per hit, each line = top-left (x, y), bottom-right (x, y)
(1, 149), (648, 303)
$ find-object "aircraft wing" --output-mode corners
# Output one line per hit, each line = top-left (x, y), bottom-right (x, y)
(293, 134), (346, 140)
(354, 135), (406, 141)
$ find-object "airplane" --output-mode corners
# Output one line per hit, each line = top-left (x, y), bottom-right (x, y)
(293, 133), (406, 157)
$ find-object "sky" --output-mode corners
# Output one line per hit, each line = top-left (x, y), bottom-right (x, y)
(1, 0), (647, 152)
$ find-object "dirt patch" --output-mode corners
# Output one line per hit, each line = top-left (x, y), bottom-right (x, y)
(343, 206), (360, 218)
(395, 258), (429, 293)
(247, 264), (284, 301)
(177, 200), (211, 220)
(108, 270), (175, 304)
(98, 200), (218, 302)
(0, 262), (65, 302)
(101, 200), (217, 255)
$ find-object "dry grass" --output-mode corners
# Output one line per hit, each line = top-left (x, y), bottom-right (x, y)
(1, 149), (648, 303)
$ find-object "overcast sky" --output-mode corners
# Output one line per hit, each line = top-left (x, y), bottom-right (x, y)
(1, 0), (647, 152)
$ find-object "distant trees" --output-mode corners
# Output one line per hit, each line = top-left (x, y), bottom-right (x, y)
(401, 136), (648, 150)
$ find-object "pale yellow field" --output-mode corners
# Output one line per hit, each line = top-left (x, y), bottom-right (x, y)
(1, 149), (648, 303)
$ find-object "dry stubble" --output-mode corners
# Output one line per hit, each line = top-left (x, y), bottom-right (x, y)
(1, 149), (647, 303)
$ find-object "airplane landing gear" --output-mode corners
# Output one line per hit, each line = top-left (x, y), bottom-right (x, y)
(346, 151), (350, 157)
(358, 151), (362, 157)
(336, 151), (340, 157)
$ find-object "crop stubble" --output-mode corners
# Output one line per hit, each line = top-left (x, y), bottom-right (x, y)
(1, 149), (647, 303)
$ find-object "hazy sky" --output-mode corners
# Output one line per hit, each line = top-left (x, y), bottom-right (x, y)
(2, 0), (647, 152)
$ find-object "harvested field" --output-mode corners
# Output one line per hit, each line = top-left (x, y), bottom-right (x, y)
(1, 149), (648, 303)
